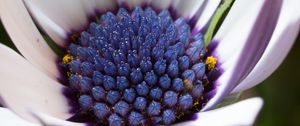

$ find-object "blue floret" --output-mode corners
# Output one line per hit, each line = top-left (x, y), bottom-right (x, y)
(64, 6), (210, 126)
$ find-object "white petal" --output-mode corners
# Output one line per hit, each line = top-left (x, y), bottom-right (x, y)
(24, 0), (68, 47)
(150, 0), (173, 10)
(95, 0), (117, 11)
(0, 108), (39, 126)
(32, 112), (85, 126)
(232, 0), (300, 93)
(118, 0), (148, 9)
(174, 97), (263, 126)
(0, 0), (59, 79)
(203, 0), (281, 110)
(193, 0), (222, 32)
(211, 0), (266, 64)
(25, 0), (90, 32)
(24, 0), (117, 47)
(0, 44), (72, 122)
(172, 0), (205, 19)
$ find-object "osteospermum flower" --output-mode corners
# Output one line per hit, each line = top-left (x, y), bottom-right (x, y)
(0, 0), (299, 125)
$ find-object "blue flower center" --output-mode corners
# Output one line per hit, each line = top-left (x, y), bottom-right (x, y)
(62, 7), (211, 126)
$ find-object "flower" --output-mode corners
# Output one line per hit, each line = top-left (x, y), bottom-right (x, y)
(0, 0), (299, 126)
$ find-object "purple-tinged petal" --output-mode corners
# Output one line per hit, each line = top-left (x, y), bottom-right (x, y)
(192, 0), (222, 33)
(150, 0), (173, 10)
(24, 0), (95, 36)
(203, 0), (281, 110)
(174, 97), (263, 126)
(233, 0), (300, 93)
(24, 0), (117, 47)
(31, 112), (86, 126)
(171, 0), (205, 20)
(24, 0), (105, 47)
(94, 0), (117, 12)
(0, 108), (38, 126)
(118, 0), (148, 9)
(24, 0), (68, 47)
(0, 0), (59, 79)
(0, 44), (72, 122)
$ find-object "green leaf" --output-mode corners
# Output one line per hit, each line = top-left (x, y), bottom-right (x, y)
(204, 0), (234, 46)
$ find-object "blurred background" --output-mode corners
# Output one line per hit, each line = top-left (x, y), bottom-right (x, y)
(254, 34), (300, 126)
(0, 21), (299, 125)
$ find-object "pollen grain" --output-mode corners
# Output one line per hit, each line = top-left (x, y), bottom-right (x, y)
(62, 54), (73, 64)
(205, 56), (217, 71)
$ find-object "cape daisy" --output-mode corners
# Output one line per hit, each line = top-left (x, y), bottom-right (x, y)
(0, 0), (299, 126)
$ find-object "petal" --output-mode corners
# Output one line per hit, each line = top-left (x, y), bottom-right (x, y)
(193, 0), (222, 32)
(0, 0), (59, 79)
(94, 0), (117, 11)
(174, 97), (263, 126)
(23, 0), (97, 47)
(150, 0), (173, 10)
(0, 44), (72, 122)
(232, 0), (300, 93)
(203, 0), (281, 110)
(0, 108), (38, 126)
(118, 0), (148, 9)
(172, 0), (205, 19)
(24, 0), (68, 47)
(31, 112), (85, 126)
(25, 0), (90, 32)
(24, 0), (118, 47)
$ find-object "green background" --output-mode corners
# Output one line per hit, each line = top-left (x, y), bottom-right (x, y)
(0, 22), (299, 126)
(254, 34), (300, 126)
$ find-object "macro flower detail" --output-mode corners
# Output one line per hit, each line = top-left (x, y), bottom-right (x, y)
(61, 7), (212, 125)
(0, 0), (299, 126)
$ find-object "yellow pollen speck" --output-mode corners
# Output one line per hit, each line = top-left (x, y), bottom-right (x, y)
(193, 101), (200, 107)
(177, 113), (185, 119)
(67, 72), (72, 77)
(71, 34), (79, 42)
(201, 96), (204, 100)
(205, 56), (217, 71)
(63, 54), (73, 64)
(183, 79), (193, 90)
